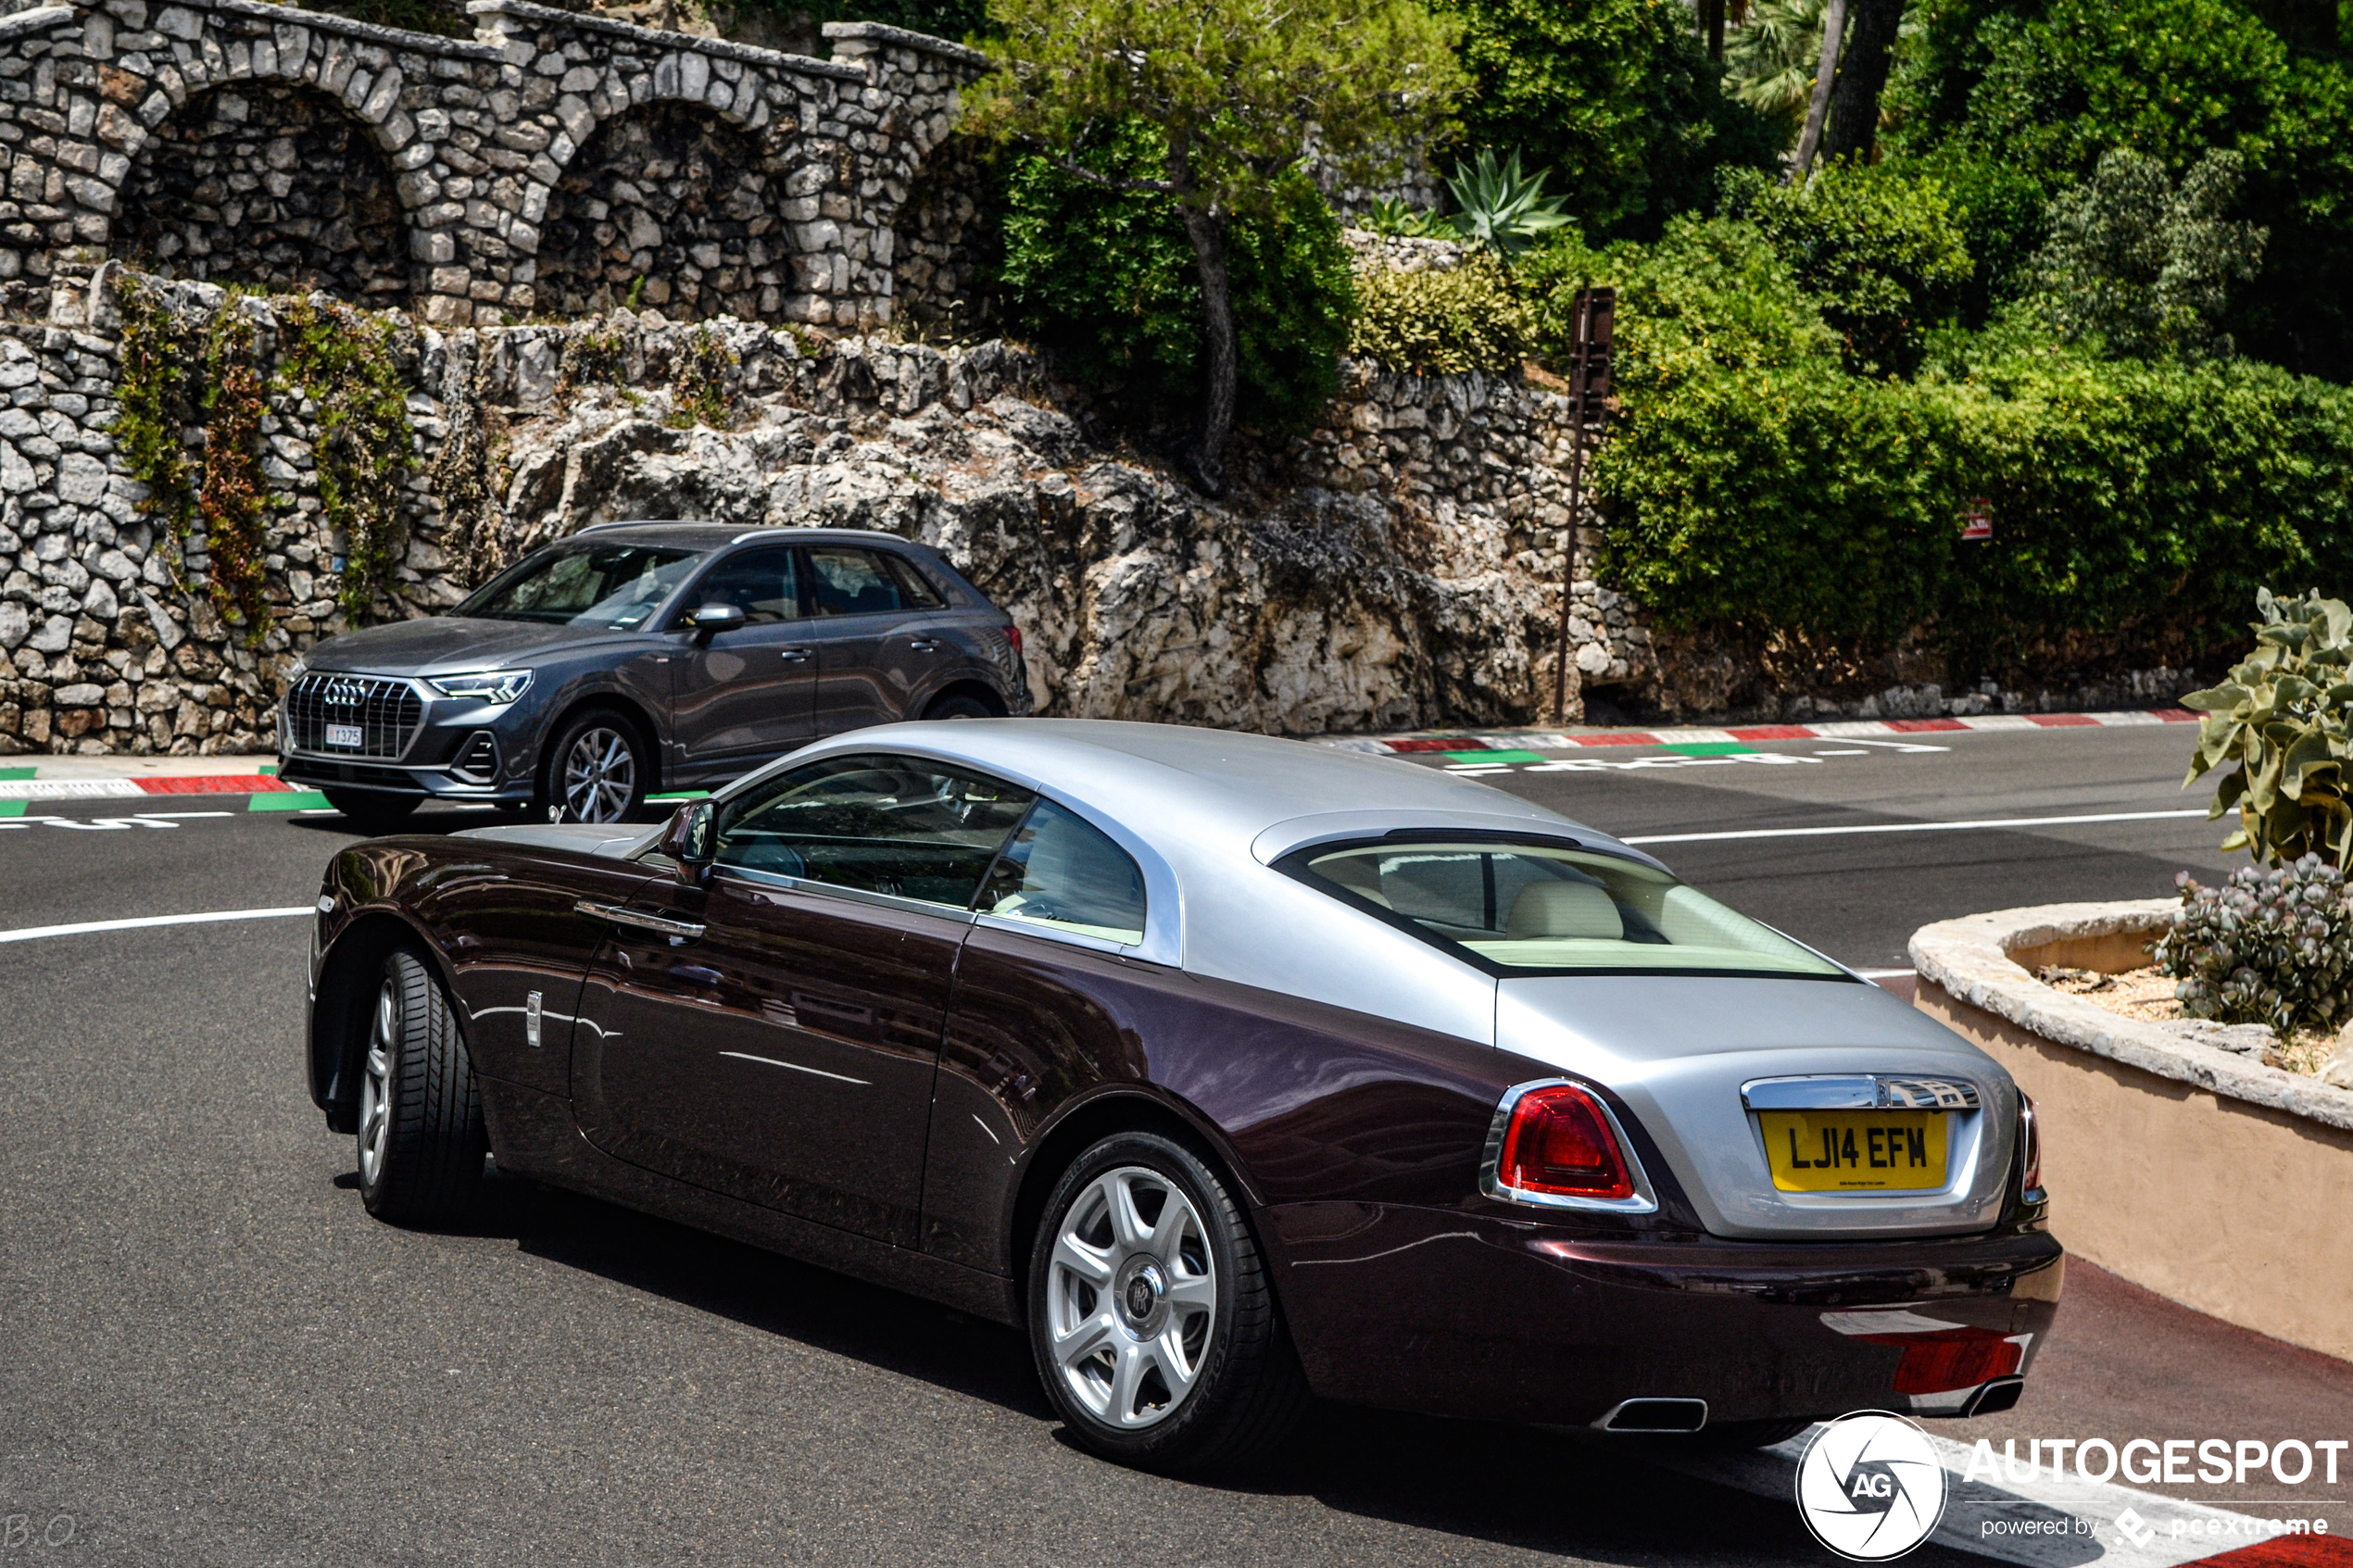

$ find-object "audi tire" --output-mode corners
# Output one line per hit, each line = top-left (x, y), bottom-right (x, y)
(540, 708), (650, 824)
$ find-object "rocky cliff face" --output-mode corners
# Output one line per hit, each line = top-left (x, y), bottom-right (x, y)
(462, 327), (1633, 735)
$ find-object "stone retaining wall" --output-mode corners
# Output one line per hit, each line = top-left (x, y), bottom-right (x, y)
(0, 0), (982, 328)
(1910, 901), (2353, 1361)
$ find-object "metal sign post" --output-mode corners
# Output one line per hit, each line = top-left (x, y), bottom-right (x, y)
(1554, 287), (1614, 725)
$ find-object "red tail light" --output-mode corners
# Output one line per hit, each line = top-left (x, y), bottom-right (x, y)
(2019, 1092), (2043, 1196)
(1495, 1084), (1637, 1201)
(1003, 623), (1024, 657)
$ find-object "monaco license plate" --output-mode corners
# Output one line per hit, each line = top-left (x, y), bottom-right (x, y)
(325, 722), (364, 749)
(1759, 1110), (1947, 1192)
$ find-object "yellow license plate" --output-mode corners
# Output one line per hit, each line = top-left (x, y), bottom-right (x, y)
(1760, 1110), (1948, 1192)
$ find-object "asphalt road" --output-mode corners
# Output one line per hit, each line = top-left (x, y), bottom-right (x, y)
(0, 725), (2343, 1565)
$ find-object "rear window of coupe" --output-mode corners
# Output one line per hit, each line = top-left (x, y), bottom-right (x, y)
(1291, 840), (1844, 978)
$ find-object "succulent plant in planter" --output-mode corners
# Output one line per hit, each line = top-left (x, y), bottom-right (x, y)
(2182, 588), (2353, 867)
(2152, 860), (2353, 1036)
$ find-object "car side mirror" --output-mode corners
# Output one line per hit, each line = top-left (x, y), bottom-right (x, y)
(660, 799), (716, 884)
(686, 603), (745, 640)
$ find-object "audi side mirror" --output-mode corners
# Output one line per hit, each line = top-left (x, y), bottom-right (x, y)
(660, 799), (716, 884)
(686, 603), (745, 640)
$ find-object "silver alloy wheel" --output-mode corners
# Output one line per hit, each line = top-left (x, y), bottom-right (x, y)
(560, 724), (637, 823)
(359, 979), (396, 1186)
(1046, 1165), (1217, 1429)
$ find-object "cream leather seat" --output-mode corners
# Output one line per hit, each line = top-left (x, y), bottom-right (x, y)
(1507, 879), (1623, 940)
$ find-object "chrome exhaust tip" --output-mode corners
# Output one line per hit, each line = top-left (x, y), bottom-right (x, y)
(1596, 1397), (1710, 1433)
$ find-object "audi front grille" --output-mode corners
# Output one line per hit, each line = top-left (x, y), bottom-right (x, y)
(285, 672), (424, 760)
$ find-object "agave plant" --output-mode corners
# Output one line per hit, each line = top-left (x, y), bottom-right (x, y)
(1362, 196), (1458, 240)
(1441, 150), (1573, 258)
(2182, 587), (2353, 866)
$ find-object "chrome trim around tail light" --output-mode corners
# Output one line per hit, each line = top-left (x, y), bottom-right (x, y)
(1479, 1077), (1659, 1214)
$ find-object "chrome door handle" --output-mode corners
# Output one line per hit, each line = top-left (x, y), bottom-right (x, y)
(779, 648), (812, 662)
(576, 900), (707, 941)
(908, 640), (941, 653)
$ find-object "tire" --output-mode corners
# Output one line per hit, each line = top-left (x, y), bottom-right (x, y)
(356, 948), (487, 1224)
(1027, 1131), (1308, 1474)
(540, 708), (650, 824)
(322, 788), (421, 834)
(923, 691), (996, 721)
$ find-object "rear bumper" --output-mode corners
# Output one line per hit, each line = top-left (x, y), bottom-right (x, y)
(1270, 1202), (2063, 1427)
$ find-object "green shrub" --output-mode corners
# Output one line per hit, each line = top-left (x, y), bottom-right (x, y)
(2153, 859), (2353, 1035)
(1719, 160), (1974, 377)
(1523, 218), (2353, 672)
(996, 122), (1354, 433)
(1349, 255), (1532, 376)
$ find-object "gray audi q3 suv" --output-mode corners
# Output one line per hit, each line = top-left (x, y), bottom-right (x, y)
(278, 523), (1030, 829)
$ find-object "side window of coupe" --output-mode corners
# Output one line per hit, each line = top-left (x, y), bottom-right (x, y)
(975, 798), (1148, 946)
(713, 754), (1036, 908)
(687, 547), (802, 623)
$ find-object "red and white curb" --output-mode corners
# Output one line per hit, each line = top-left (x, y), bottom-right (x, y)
(0, 773), (291, 800)
(1665, 1426), (2353, 1566)
(1327, 709), (2202, 757)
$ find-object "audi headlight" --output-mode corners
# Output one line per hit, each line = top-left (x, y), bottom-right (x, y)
(426, 670), (533, 704)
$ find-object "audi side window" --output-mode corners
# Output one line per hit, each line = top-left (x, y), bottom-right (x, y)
(714, 754), (1035, 908)
(687, 548), (801, 624)
(882, 553), (946, 608)
(975, 798), (1148, 946)
(808, 547), (908, 617)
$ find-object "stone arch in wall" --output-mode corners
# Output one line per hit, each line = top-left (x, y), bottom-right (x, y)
(889, 133), (1001, 334)
(111, 82), (412, 304)
(534, 100), (789, 321)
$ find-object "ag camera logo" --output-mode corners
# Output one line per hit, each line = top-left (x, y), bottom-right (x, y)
(1796, 1411), (1950, 1560)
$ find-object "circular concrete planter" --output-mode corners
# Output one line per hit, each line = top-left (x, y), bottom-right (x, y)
(1910, 900), (2353, 1361)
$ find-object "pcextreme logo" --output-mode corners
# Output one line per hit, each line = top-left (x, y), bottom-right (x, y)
(1795, 1411), (1951, 1561)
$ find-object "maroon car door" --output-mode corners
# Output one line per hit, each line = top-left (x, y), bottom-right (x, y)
(568, 755), (1035, 1246)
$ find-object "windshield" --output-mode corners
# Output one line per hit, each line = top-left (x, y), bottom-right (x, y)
(1294, 840), (1843, 977)
(455, 543), (703, 629)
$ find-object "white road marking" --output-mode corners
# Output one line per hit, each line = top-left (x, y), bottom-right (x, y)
(0, 906), (312, 944)
(1623, 809), (2209, 846)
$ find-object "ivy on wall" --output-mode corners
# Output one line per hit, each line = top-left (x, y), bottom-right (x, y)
(276, 298), (417, 618)
(197, 307), (271, 638)
(112, 277), (197, 592)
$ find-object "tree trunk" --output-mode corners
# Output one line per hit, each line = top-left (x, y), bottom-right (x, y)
(1788, 0), (1849, 181)
(1702, 0), (1725, 60)
(1178, 203), (1237, 496)
(1822, 0), (1905, 165)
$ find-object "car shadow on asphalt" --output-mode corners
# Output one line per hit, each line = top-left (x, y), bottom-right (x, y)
(384, 1170), (1983, 1565)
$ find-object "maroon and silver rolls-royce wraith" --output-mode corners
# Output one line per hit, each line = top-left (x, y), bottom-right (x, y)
(305, 720), (2060, 1472)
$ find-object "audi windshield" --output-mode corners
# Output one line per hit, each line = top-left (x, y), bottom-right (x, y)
(455, 543), (704, 630)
